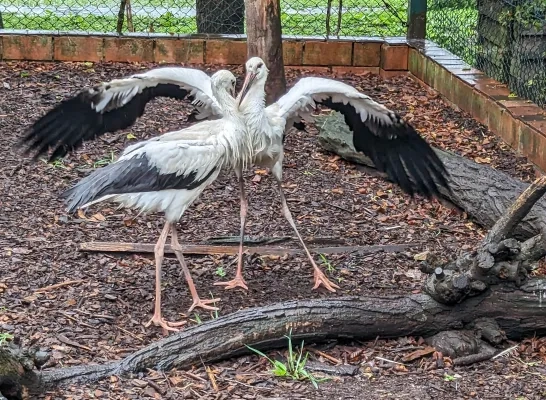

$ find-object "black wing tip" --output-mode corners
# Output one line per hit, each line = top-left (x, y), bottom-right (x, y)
(373, 116), (452, 200)
(19, 83), (192, 162)
(322, 98), (451, 201)
(293, 121), (306, 131)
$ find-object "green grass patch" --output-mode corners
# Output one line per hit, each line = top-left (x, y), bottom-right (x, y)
(0, 1), (480, 39)
(1, 0), (408, 12)
(1, 10), (409, 37)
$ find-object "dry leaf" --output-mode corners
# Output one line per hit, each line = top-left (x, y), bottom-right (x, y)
(405, 268), (423, 280)
(251, 174), (262, 183)
(23, 295), (37, 304)
(169, 376), (184, 386)
(331, 188), (344, 195)
(92, 213), (105, 221)
(413, 251), (430, 261)
(401, 346), (435, 362)
(474, 156), (491, 164)
(254, 169), (268, 175)
(65, 298), (77, 307)
(393, 364), (408, 372)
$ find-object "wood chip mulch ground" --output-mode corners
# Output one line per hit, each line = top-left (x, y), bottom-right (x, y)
(0, 61), (544, 399)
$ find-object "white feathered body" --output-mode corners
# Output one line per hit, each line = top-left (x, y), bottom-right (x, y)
(107, 121), (238, 222)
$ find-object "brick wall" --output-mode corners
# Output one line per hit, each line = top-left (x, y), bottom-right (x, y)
(0, 34), (409, 78)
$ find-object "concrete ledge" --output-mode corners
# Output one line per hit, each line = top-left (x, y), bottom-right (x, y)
(0, 33), (409, 70)
(408, 39), (546, 173)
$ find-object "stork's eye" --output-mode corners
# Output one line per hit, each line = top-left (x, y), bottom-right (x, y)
(257, 62), (263, 69)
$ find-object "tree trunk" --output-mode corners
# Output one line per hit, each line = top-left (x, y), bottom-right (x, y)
(196, 0), (245, 34)
(244, 0), (287, 104)
(316, 112), (546, 241)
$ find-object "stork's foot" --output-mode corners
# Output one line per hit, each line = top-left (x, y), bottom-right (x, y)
(144, 312), (186, 333)
(312, 268), (340, 293)
(214, 276), (248, 291)
(188, 297), (221, 313)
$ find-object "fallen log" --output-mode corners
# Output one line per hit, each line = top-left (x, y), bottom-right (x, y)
(316, 112), (544, 240)
(4, 280), (544, 394)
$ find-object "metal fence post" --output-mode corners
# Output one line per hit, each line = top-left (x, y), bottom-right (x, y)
(407, 0), (427, 39)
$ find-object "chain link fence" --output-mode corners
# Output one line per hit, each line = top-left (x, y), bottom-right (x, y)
(0, 0), (408, 38)
(427, 0), (546, 108)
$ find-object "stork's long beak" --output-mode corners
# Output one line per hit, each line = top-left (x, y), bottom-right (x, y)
(237, 71), (257, 108)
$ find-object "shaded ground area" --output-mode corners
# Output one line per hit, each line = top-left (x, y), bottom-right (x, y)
(0, 61), (544, 399)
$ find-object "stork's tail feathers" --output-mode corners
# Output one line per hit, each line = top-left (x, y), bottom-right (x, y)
(62, 161), (128, 213)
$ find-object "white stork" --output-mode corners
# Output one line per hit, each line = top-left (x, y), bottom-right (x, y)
(61, 70), (253, 333)
(218, 56), (450, 292)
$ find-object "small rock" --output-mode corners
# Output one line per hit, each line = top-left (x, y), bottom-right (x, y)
(33, 350), (50, 368)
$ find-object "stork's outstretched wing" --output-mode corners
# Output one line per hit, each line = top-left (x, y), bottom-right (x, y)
(270, 77), (450, 198)
(20, 67), (223, 161)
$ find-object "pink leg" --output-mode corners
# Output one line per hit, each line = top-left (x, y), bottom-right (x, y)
(277, 181), (340, 293)
(214, 171), (249, 290)
(171, 225), (221, 312)
(144, 222), (187, 333)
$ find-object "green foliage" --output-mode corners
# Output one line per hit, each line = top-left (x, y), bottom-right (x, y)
(245, 330), (325, 389)
(511, 0), (546, 29)
(0, 332), (13, 346)
(0, 0), (409, 37)
(319, 254), (335, 274)
(93, 151), (115, 168)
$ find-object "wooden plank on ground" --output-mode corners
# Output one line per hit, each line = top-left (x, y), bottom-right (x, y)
(79, 242), (418, 256)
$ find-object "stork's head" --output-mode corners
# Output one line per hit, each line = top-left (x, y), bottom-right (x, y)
(237, 57), (268, 107)
(210, 69), (237, 98)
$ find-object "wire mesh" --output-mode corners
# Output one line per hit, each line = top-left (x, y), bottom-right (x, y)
(0, 0), (408, 38)
(427, 0), (546, 108)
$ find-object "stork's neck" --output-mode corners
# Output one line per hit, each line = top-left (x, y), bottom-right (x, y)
(213, 88), (238, 116)
(239, 78), (267, 135)
(240, 79), (266, 116)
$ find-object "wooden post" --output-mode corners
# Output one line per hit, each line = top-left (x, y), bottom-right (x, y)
(116, 0), (127, 34)
(407, 0), (427, 40)
(244, 0), (287, 105)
